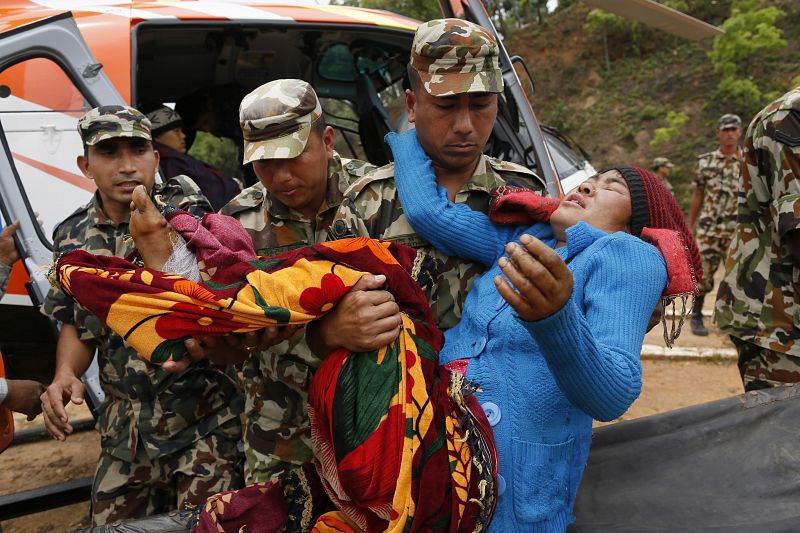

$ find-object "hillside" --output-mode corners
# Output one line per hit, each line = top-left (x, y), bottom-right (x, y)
(506, 0), (800, 207)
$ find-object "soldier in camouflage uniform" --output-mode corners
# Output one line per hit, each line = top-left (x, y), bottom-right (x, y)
(651, 157), (675, 194)
(715, 87), (800, 391)
(40, 106), (243, 525)
(216, 80), (375, 483)
(318, 18), (546, 344)
(687, 114), (743, 336)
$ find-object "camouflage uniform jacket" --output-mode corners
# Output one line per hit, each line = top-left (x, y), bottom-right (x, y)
(43, 175), (243, 462)
(694, 148), (742, 235)
(331, 154), (546, 331)
(715, 87), (800, 356)
(220, 152), (374, 478)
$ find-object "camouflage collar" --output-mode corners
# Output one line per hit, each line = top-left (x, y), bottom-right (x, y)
(454, 155), (540, 197)
(89, 191), (130, 228)
(713, 147), (741, 162)
(267, 151), (349, 222)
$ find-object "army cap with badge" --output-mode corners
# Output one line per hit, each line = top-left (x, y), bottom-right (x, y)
(410, 18), (504, 97)
(77, 105), (153, 146)
(239, 79), (322, 164)
(717, 114), (742, 130)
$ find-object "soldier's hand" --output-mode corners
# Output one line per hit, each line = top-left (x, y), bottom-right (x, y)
(41, 372), (85, 441)
(495, 234), (573, 322)
(0, 220), (21, 265)
(5, 379), (45, 420)
(309, 274), (401, 355)
(162, 327), (301, 374)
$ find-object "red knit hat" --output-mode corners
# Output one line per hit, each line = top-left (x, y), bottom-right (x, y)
(612, 165), (702, 281)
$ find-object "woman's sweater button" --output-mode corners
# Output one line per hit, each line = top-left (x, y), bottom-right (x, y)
(481, 401), (501, 426)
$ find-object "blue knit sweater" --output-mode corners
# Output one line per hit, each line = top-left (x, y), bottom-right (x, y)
(387, 131), (667, 532)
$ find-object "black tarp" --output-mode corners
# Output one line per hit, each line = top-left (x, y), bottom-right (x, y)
(571, 384), (800, 532)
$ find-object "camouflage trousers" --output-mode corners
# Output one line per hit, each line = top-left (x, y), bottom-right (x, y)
(242, 350), (314, 484)
(695, 226), (734, 296)
(91, 419), (243, 526)
(731, 336), (800, 392)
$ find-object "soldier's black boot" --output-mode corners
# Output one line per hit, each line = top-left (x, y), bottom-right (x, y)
(691, 295), (709, 336)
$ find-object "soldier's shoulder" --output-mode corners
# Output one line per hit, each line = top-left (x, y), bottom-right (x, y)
(219, 183), (267, 217)
(340, 158), (377, 181)
(52, 201), (93, 242)
(158, 174), (203, 198)
(760, 88), (800, 148)
(486, 156), (536, 176)
(342, 163), (397, 199)
(486, 156), (546, 190)
(696, 151), (718, 166)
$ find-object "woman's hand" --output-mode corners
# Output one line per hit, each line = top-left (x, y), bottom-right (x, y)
(495, 233), (573, 322)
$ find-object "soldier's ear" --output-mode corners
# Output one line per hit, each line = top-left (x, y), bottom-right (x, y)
(153, 148), (160, 169)
(405, 89), (416, 123)
(322, 125), (335, 159)
(76, 154), (92, 180)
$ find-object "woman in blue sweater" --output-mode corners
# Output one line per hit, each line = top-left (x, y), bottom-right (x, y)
(386, 130), (701, 532)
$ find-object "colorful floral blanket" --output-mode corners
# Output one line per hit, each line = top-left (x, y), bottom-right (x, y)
(55, 211), (496, 532)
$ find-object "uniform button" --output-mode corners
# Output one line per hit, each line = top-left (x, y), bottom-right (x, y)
(481, 401), (501, 426)
(254, 191), (263, 200)
(497, 474), (507, 496)
(346, 162), (355, 170)
(332, 219), (348, 237)
(472, 336), (487, 356)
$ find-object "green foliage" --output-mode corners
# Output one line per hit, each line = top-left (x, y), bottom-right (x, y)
(708, 0), (786, 115)
(650, 111), (688, 148)
(792, 75), (800, 89)
(584, 9), (627, 40)
(663, 0), (689, 12)
(188, 132), (241, 179)
(547, 101), (574, 133)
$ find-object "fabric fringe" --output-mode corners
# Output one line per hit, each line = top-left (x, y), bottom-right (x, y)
(660, 292), (694, 348)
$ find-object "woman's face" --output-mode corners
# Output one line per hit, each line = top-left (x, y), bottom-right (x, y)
(550, 169), (633, 239)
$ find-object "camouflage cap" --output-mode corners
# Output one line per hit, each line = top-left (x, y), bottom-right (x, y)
(652, 157), (673, 169)
(239, 79), (322, 163)
(77, 105), (152, 146)
(717, 113), (742, 129)
(410, 18), (503, 97)
(145, 106), (183, 137)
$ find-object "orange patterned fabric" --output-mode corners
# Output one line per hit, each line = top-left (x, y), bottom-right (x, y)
(57, 212), (497, 531)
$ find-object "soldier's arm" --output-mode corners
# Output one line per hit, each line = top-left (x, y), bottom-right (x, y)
(687, 186), (703, 229)
(163, 327), (299, 374)
(688, 158), (709, 229)
(41, 324), (93, 441)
